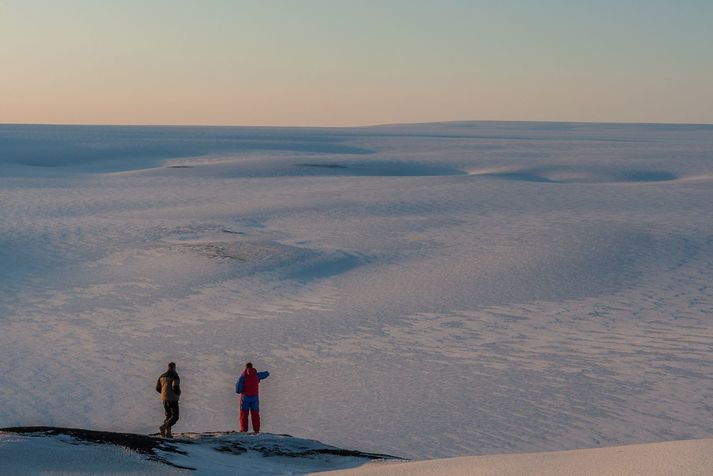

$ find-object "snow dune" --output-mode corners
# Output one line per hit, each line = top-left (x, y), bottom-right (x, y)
(1, 121), (712, 462)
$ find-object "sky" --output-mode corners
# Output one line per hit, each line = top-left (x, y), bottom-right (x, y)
(1, 0), (712, 126)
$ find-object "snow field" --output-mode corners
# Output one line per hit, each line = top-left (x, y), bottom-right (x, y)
(1, 122), (712, 460)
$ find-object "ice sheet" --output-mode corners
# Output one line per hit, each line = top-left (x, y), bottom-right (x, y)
(1, 122), (712, 459)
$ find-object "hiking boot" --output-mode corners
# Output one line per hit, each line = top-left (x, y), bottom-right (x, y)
(165, 428), (172, 438)
(159, 424), (166, 437)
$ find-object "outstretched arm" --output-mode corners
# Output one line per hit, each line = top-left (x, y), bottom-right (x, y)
(257, 371), (270, 380)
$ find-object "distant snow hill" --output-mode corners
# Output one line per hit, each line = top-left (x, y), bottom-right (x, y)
(0, 427), (399, 475)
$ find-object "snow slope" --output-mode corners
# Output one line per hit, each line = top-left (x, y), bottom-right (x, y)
(0, 427), (395, 475)
(323, 438), (713, 476)
(1, 122), (712, 460)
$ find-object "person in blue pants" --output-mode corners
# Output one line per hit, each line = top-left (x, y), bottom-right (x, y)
(236, 362), (269, 432)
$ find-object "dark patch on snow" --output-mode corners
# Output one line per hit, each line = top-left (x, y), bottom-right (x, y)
(257, 446), (401, 460)
(293, 161), (466, 177)
(221, 229), (245, 235)
(177, 431), (401, 461)
(296, 163), (350, 169)
(1, 426), (194, 470)
(171, 241), (290, 262)
(214, 441), (249, 455)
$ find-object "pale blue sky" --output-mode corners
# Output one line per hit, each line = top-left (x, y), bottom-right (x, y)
(1, 0), (711, 125)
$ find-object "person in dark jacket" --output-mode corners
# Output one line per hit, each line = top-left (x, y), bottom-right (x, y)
(235, 362), (269, 433)
(155, 362), (181, 438)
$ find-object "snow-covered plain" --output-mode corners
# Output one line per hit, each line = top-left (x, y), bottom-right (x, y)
(1, 122), (712, 464)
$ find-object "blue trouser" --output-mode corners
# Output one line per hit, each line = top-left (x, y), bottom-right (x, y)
(240, 395), (260, 432)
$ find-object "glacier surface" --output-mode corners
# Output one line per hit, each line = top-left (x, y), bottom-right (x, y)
(1, 121), (712, 459)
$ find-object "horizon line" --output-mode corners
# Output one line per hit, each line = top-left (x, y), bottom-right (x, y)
(1, 118), (713, 129)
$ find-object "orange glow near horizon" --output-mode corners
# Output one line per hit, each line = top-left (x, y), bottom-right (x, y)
(1, 1), (712, 126)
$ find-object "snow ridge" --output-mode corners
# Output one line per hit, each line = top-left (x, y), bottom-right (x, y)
(0, 427), (398, 475)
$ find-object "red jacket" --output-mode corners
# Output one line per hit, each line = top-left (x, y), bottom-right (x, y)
(236, 368), (270, 396)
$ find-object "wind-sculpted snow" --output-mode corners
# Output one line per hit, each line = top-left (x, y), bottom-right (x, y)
(0, 122), (712, 460)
